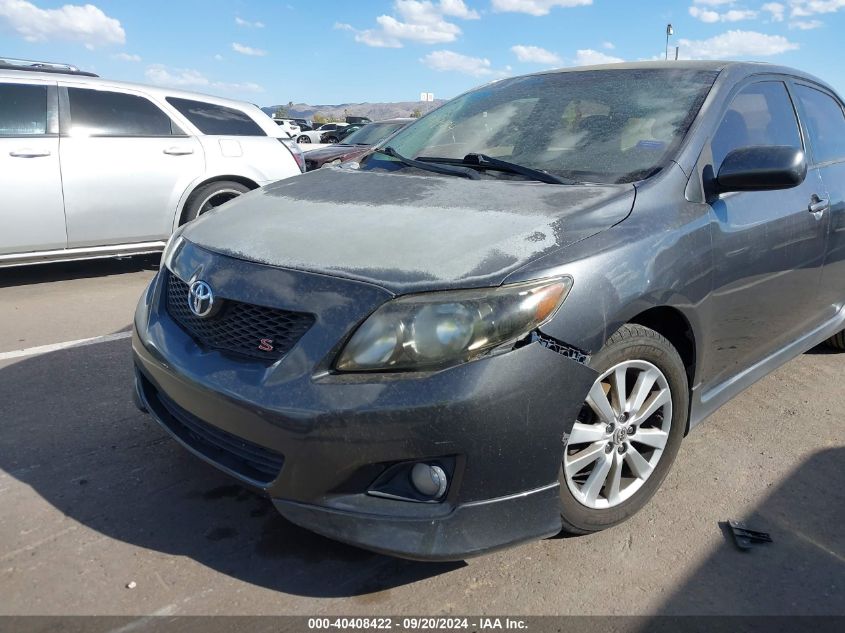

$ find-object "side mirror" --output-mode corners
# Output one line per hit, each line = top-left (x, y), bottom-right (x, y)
(716, 146), (807, 193)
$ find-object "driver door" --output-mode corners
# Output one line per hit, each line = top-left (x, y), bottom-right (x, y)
(701, 79), (830, 387)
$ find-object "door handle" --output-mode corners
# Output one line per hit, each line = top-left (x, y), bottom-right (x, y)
(9, 149), (51, 158)
(809, 195), (830, 215)
(163, 147), (194, 155)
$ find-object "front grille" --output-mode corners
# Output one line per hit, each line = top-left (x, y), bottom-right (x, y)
(165, 272), (314, 361)
(141, 375), (284, 484)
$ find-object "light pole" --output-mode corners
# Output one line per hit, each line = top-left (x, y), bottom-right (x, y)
(665, 24), (674, 60)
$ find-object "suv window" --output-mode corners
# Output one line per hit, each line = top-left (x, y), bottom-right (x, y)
(793, 84), (845, 164)
(67, 87), (174, 136)
(0, 83), (48, 136)
(166, 97), (265, 136)
(712, 81), (801, 169)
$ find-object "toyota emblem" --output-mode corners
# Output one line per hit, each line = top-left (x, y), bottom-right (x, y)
(188, 280), (215, 317)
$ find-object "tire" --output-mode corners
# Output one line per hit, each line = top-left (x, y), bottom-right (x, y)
(559, 323), (689, 535)
(180, 180), (251, 224)
(326, 136), (339, 144)
(297, 135), (311, 143)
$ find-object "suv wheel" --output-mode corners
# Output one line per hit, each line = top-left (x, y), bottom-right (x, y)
(297, 135), (311, 143)
(181, 181), (251, 224)
(559, 324), (688, 534)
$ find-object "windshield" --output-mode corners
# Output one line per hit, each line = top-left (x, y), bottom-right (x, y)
(366, 69), (717, 184)
(343, 121), (408, 145)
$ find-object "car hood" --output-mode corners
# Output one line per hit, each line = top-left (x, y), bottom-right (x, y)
(305, 145), (368, 164)
(182, 169), (635, 294)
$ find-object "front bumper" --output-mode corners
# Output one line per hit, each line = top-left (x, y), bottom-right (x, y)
(132, 250), (596, 560)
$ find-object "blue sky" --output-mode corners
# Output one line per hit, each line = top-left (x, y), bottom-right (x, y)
(2, 0), (845, 106)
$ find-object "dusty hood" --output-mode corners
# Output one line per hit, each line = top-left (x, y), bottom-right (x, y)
(182, 168), (634, 294)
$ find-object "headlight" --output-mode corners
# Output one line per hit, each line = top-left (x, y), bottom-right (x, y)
(335, 277), (572, 372)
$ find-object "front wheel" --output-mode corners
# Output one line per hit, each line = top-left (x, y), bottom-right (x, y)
(559, 324), (689, 534)
(297, 135), (311, 143)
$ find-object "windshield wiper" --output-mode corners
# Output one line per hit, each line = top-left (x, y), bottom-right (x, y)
(420, 153), (576, 185)
(373, 147), (480, 180)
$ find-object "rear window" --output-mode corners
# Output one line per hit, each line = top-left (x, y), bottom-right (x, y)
(68, 87), (174, 136)
(166, 97), (265, 136)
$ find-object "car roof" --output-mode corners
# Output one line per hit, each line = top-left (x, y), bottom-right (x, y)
(516, 60), (835, 93)
(0, 67), (260, 110)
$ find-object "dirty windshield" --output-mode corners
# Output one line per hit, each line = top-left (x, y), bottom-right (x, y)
(366, 69), (718, 184)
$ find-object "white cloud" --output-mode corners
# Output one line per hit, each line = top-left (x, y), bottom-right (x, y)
(689, 5), (757, 22)
(235, 16), (264, 28)
(0, 0), (124, 47)
(421, 49), (504, 76)
(439, 0), (480, 18)
(791, 0), (845, 15)
(213, 53), (223, 61)
(602, 41), (615, 50)
(113, 52), (140, 62)
(790, 0), (845, 18)
(677, 30), (798, 59)
(572, 49), (624, 65)
(231, 42), (267, 56)
(144, 64), (263, 93)
(491, 0), (592, 15)
(692, 0), (734, 5)
(722, 9), (758, 20)
(689, 6), (720, 21)
(790, 18), (824, 28)
(511, 44), (562, 64)
(762, 2), (785, 21)
(340, 0), (478, 48)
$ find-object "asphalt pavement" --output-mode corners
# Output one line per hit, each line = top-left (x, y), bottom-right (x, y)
(0, 257), (842, 617)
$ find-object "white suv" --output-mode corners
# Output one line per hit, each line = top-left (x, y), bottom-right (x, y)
(272, 118), (301, 138)
(0, 59), (306, 267)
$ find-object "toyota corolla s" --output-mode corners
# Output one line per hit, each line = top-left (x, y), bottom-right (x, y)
(133, 61), (845, 560)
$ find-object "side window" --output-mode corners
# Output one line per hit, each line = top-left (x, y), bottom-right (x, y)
(67, 88), (174, 136)
(793, 84), (845, 164)
(711, 81), (801, 169)
(165, 97), (265, 136)
(0, 83), (48, 136)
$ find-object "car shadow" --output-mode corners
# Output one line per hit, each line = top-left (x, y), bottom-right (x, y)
(804, 342), (840, 355)
(0, 255), (160, 289)
(0, 336), (461, 597)
(641, 446), (845, 618)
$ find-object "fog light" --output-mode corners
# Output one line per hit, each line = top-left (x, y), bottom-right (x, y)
(410, 463), (448, 499)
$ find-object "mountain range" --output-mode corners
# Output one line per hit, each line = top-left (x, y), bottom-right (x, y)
(261, 100), (446, 122)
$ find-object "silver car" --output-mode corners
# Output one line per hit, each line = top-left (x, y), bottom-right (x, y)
(0, 58), (306, 267)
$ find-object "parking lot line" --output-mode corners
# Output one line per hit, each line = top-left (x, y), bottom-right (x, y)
(0, 331), (132, 361)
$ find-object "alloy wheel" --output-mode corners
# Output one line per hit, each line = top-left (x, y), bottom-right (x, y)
(563, 359), (672, 510)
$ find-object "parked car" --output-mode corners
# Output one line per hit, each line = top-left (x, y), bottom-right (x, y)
(320, 123), (365, 144)
(346, 116), (372, 124)
(0, 58), (305, 267)
(272, 118), (301, 138)
(304, 118), (412, 170)
(133, 61), (845, 560)
(295, 122), (347, 144)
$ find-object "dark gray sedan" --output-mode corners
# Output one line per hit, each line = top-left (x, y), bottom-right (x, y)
(132, 61), (845, 560)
